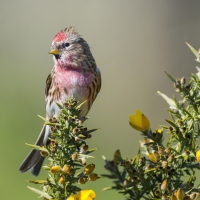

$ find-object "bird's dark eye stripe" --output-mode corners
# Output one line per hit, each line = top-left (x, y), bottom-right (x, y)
(64, 42), (70, 47)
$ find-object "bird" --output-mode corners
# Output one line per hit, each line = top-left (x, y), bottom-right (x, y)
(19, 27), (101, 176)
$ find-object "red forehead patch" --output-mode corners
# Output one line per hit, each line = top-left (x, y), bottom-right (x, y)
(53, 31), (67, 42)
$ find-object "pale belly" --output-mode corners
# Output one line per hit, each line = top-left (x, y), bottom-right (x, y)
(45, 85), (90, 119)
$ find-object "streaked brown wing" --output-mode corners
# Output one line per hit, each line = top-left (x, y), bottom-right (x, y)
(96, 67), (101, 94)
(45, 73), (52, 97)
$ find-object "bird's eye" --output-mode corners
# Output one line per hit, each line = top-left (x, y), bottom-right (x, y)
(64, 42), (70, 47)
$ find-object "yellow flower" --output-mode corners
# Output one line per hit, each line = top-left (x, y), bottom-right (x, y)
(161, 179), (168, 191)
(156, 128), (162, 134)
(50, 165), (61, 174)
(148, 152), (159, 163)
(68, 190), (96, 200)
(68, 194), (77, 200)
(84, 164), (95, 175)
(129, 110), (150, 132)
(196, 149), (200, 162)
(176, 188), (184, 200)
(77, 190), (96, 200)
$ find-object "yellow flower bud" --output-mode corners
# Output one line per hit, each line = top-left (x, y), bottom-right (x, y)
(114, 149), (121, 164)
(161, 179), (168, 191)
(123, 179), (128, 186)
(129, 110), (150, 132)
(190, 193), (196, 199)
(84, 163), (95, 175)
(162, 161), (168, 168)
(50, 165), (61, 174)
(88, 173), (98, 181)
(67, 168), (75, 175)
(68, 194), (77, 200)
(154, 151), (160, 159)
(80, 158), (87, 165)
(143, 137), (154, 144)
(40, 151), (49, 157)
(73, 128), (78, 135)
(168, 154), (175, 162)
(165, 147), (171, 154)
(149, 152), (159, 163)
(196, 149), (200, 162)
(80, 145), (89, 153)
(72, 153), (78, 160)
(156, 128), (162, 134)
(63, 164), (71, 173)
(162, 194), (168, 200)
(158, 146), (164, 155)
(170, 194), (178, 200)
(75, 137), (81, 141)
(195, 192), (200, 198)
(58, 175), (65, 184)
(176, 188), (184, 200)
(78, 177), (88, 184)
(181, 77), (186, 85)
(145, 164), (151, 171)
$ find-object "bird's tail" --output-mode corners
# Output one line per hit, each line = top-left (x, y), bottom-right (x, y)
(19, 125), (47, 176)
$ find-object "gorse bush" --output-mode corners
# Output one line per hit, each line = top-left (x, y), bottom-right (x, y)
(27, 97), (98, 200)
(102, 44), (200, 200)
(24, 44), (200, 200)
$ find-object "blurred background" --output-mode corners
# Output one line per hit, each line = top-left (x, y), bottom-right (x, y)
(1, 1), (200, 199)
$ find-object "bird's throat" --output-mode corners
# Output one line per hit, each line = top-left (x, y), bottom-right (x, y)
(54, 64), (94, 90)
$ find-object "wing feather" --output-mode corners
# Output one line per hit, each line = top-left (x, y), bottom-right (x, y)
(45, 73), (52, 97)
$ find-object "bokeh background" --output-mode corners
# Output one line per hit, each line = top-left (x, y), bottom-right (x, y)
(1, 1), (200, 199)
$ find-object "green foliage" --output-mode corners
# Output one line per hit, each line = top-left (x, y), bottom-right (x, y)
(23, 44), (200, 200)
(27, 97), (98, 199)
(102, 45), (200, 200)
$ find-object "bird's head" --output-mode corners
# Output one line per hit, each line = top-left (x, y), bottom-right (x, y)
(49, 27), (94, 69)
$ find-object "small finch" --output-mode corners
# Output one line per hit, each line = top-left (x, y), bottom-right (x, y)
(19, 27), (101, 176)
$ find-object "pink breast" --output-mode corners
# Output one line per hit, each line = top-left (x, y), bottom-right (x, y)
(55, 65), (94, 90)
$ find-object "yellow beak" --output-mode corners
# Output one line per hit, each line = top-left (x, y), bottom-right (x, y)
(49, 49), (59, 55)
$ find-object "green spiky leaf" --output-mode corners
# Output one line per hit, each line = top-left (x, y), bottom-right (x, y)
(165, 71), (176, 82)
(25, 143), (48, 152)
(27, 186), (52, 199)
(186, 42), (198, 57)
